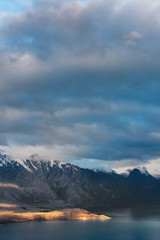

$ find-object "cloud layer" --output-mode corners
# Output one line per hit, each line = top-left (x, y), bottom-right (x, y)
(1, 0), (160, 168)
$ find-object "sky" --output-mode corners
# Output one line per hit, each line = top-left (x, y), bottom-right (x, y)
(1, 0), (160, 174)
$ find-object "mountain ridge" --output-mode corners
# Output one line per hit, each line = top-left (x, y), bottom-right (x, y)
(0, 153), (160, 210)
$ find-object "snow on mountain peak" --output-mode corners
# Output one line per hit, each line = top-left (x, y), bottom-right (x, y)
(122, 167), (150, 177)
(0, 152), (15, 166)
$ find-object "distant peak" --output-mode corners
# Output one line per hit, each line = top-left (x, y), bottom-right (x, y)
(122, 167), (149, 177)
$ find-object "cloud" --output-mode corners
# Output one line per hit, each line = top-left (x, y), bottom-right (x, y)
(0, 0), (160, 168)
(123, 31), (144, 46)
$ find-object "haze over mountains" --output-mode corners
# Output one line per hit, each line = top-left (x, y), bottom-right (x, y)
(0, 153), (160, 210)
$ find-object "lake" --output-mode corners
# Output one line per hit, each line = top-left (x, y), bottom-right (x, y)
(0, 208), (160, 240)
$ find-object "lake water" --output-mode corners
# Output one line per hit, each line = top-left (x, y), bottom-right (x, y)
(0, 208), (160, 240)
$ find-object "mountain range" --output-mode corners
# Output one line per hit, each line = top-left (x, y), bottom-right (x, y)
(0, 153), (160, 210)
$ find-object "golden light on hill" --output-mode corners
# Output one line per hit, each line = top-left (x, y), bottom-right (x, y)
(0, 183), (20, 189)
(0, 204), (17, 208)
(0, 208), (110, 224)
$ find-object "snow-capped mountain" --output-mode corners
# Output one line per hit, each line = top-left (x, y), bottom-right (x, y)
(0, 153), (160, 209)
(122, 167), (150, 177)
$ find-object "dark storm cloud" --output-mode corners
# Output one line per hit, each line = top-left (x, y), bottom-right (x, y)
(0, 0), (160, 162)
